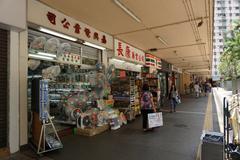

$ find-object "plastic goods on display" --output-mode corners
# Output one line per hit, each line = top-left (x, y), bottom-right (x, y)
(28, 59), (41, 71)
(30, 36), (46, 50)
(44, 38), (60, 53)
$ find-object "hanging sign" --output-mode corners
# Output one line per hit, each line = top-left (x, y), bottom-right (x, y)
(145, 53), (156, 67)
(178, 68), (183, 74)
(172, 65), (178, 72)
(114, 39), (145, 65)
(145, 53), (162, 70)
(156, 57), (162, 70)
(28, 0), (113, 49)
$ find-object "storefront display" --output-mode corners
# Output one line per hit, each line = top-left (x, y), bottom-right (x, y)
(27, 28), (121, 152)
(111, 71), (141, 120)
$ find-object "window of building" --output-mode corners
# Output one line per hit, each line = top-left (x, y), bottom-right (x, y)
(214, 52), (217, 55)
(214, 65), (217, 69)
(236, 13), (240, 16)
(229, 13), (232, 16)
(215, 71), (218, 75)
(236, 7), (239, 10)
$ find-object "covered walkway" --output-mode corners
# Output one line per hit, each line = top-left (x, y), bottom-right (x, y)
(4, 94), (219, 160)
(45, 94), (219, 160)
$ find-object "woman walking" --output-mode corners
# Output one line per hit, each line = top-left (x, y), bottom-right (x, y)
(141, 83), (156, 131)
(169, 84), (178, 113)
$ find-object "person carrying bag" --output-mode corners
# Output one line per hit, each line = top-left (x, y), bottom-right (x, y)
(141, 83), (156, 131)
(169, 84), (178, 113)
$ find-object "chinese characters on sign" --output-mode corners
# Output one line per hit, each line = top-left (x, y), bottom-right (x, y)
(114, 39), (145, 65)
(46, 11), (107, 44)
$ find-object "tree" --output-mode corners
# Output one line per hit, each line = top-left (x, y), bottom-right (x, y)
(218, 21), (240, 93)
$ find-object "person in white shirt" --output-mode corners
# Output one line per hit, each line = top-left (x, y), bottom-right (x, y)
(194, 82), (200, 98)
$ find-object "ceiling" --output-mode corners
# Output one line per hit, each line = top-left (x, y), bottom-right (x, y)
(40, 0), (213, 75)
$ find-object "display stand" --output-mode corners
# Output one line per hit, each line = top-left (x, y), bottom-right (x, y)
(37, 111), (63, 154)
(111, 75), (139, 121)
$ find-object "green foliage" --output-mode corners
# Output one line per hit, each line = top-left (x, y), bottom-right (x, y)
(218, 20), (240, 80)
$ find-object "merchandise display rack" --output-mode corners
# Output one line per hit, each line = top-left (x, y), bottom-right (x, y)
(111, 76), (140, 120)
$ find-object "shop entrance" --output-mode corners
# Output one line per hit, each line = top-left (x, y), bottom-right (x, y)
(0, 28), (9, 149)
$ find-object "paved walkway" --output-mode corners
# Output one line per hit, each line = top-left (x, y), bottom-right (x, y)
(3, 94), (219, 160)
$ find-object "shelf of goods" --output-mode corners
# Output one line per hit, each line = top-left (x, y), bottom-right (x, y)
(146, 78), (160, 110)
(111, 77), (141, 120)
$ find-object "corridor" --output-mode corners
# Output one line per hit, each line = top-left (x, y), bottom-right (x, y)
(41, 94), (219, 160)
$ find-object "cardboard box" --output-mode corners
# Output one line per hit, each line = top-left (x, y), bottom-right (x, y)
(74, 125), (109, 137)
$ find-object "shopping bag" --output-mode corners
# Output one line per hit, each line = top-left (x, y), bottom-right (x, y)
(148, 112), (163, 128)
(175, 96), (181, 104)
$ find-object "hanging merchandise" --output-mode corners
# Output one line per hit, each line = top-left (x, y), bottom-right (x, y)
(88, 71), (97, 87)
(95, 73), (106, 99)
(57, 42), (71, 58)
(28, 59), (41, 71)
(106, 64), (116, 84)
(44, 38), (60, 53)
(96, 62), (105, 73)
(42, 65), (61, 80)
(30, 36), (46, 50)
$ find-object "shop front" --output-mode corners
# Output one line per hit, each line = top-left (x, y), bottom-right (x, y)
(22, 0), (131, 154)
(158, 60), (172, 107)
(144, 53), (161, 109)
(109, 39), (145, 120)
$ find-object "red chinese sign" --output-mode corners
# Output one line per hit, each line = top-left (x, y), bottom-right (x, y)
(114, 39), (145, 65)
(45, 11), (108, 45)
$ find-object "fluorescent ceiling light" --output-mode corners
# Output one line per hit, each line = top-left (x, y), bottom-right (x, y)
(83, 42), (106, 50)
(111, 58), (125, 63)
(29, 54), (54, 60)
(156, 36), (168, 46)
(38, 52), (57, 58)
(113, 0), (141, 23)
(39, 27), (77, 41)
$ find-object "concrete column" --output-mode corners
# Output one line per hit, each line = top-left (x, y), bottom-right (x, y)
(9, 30), (20, 153)
(19, 30), (28, 146)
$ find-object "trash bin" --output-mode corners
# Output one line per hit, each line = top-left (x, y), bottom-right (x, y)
(201, 131), (224, 160)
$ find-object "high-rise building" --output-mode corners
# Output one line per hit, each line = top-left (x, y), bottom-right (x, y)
(212, 0), (240, 81)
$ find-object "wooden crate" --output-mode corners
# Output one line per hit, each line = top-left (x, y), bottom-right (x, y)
(74, 125), (109, 137)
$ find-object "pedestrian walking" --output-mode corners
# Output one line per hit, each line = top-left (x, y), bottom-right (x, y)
(169, 84), (178, 113)
(194, 82), (200, 98)
(141, 83), (156, 131)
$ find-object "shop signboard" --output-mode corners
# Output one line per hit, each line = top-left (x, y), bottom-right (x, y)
(114, 39), (145, 65)
(156, 57), (162, 70)
(145, 53), (162, 70)
(178, 68), (183, 74)
(145, 53), (156, 67)
(28, 0), (113, 49)
(172, 65), (178, 72)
